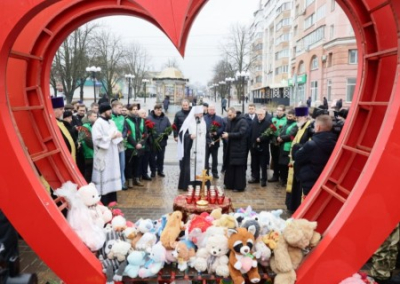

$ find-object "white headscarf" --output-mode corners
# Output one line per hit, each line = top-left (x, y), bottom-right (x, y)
(178, 105), (203, 160)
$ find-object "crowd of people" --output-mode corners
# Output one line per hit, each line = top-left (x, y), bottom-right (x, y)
(50, 96), (348, 212)
(48, 95), (400, 284)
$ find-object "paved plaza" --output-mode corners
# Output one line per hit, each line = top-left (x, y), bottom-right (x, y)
(18, 97), (289, 283)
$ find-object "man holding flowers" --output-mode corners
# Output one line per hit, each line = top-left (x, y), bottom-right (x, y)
(204, 104), (225, 179)
(148, 104), (172, 178)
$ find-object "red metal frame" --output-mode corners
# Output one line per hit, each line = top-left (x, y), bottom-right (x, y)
(0, 0), (399, 283)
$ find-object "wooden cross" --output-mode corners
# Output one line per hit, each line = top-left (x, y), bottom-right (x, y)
(196, 169), (213, 200)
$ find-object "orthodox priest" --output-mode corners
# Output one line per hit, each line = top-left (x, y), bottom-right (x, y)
(178, 105), (209, 190)
(52, 97), (76, 162)
(92, 102), (123, 205)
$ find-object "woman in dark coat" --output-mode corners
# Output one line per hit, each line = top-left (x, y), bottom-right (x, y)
(222, 109), (248, 192)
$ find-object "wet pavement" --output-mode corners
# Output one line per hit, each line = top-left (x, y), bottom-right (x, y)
(17, 98), (290, 283)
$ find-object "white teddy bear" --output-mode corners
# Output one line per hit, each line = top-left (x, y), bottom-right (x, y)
(77, 183), (113, 228)
(194, 234), (230, 277)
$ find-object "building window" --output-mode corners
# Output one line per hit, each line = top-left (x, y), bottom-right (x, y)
(256, 76), (262, 83)
(316, 4), (327, 21)
(294, 25), (298, 36)
(299, 61), (305, 74)
(331, 0), (336, 11)
(346, 78), (356, 101)
(304, 14), (315, 30)
(330, 25), (335, 39)
(311, 56), (319, 70)
(306, 0), (315, 8)
(296, 26), (325, 52)
(311, 81), (318, 101)
(349, 49), (358, 64)
(327, 79), (332, 101)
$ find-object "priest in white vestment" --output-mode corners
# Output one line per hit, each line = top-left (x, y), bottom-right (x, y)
(177, 105), (209, 190)
(92, 102), (123, 205)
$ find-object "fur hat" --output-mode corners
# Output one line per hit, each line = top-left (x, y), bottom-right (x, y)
(99, 102), (112, 114)
(295, 106), (309, 117)
(51, 97), (64, 109)
(63, 110), (73, 119)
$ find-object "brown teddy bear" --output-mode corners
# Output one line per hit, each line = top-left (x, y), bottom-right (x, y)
(160, 211), (185, 249)
(269, 219), (321, 284)
(227, 227), (260, 284)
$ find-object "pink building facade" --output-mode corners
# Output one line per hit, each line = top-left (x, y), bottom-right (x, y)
(250, 0), (357, 108)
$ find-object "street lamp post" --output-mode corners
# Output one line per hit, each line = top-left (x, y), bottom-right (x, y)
(225, 77), (234, 107)
(142, 79), (150, 103)
(86, 66), (101, 103)
(213, 83), (219, 102)
(236, 71), (250, 114)
(125, 74), (135, 105)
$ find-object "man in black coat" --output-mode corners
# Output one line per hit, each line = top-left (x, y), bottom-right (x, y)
(148, 104), (172, 177)
(244, 104), (257, 178)
(249, 109), (272, 187)
(204, 104), (225, 179)
(222, 107), (248, 192)
(294, 114), (337, 196)
(173, 99), (191, 141)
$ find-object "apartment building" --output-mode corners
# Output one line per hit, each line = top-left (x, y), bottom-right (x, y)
(250, 0), (357, 107)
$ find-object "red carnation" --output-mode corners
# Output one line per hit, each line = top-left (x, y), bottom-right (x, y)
(290, 135), (294, 141)
(279, 125), (282, 129)
(145, 119), (155, 129)
(212, 121), (221, 127)
(172, 124), (177, 131)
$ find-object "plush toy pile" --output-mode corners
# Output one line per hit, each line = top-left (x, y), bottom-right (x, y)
(56, 182), (323, 284)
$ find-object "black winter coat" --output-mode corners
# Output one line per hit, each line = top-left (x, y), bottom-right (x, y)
(225, 114), (248, 165)
(294, 131), (337, 194)
(250, 114), (272, 154)
(173, 108), (191, 137)
(204, 113), (225, 147)
(148, 111), (171, 148)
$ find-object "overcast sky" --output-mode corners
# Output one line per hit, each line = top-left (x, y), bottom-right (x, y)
(93, 0), (259, 86)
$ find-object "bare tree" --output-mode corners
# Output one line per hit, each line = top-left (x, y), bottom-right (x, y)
(220, 23), (254, 101)
(90, 30), (128, 99)
(124, 41), (152, 100)
(162, 58), (180, 69)
(51, 24), (98, 103)
(211, 58), (234, 98)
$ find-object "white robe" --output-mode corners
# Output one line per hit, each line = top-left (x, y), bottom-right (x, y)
(188, 118), (207, 181)
(91, 117), (122, 195)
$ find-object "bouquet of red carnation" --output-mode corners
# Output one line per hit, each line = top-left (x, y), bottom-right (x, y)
(144, 119), (162, 151)
(155, 126), (172, 146)
(77, 126), (91, 143)
(210, 121), (221, 133)
(261, 123), (278, 138)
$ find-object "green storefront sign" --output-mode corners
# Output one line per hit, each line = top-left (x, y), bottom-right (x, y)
(288, 74), (307, 86)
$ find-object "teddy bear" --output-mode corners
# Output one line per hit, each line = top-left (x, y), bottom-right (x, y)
(193, 233), (230, 277)
(257, 210), (286, 235)
(134, 219), (157, 252)
(241, 220), (271, 267)
(138, 242), (167, 278)
(185, 212), (213, 247)
(100, 238), (131, 284)
(124, 250), (147, 278)
(172, 240), (196, 271)
(54, 181), (106, 251)
(269, 219), (321, 284)
(227, 226), (260, 284)
(77, 183), (112, 228)
(160, 211), (185, 250)
(213, 214), (238, 229)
